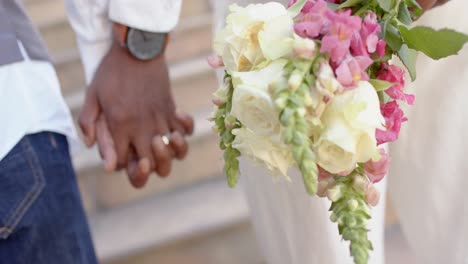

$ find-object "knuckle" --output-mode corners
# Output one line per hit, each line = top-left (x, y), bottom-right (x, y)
(109, 108), (130, 124)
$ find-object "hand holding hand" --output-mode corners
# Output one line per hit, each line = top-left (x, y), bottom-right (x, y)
(79, 41), (194, 188)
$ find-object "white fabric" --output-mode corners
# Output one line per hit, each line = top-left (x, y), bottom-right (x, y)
(64, 0), (182, 83)
(242, 159), (387, 264)
(0, 43), (76, 161)
(389, 2), (468, 263)
(214, 1), (468, 263)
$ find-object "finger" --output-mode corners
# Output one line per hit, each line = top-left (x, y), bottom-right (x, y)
(96, 116), (117, 172)
(152, 136), (173, 177)
(126, 147), (138, 178)
(79, 87), (100, 147)
(112, 131), (130, 169)
(128, 159), (151, 189)
(133, 136), (156, 177)
(169, 116), (186, 135)
(126, 148), (149, 189)
(176, 112), (194, 135)
(169, 131), (189, 160)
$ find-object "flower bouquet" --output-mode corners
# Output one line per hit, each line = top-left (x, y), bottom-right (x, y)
(209, 0), (468, 263)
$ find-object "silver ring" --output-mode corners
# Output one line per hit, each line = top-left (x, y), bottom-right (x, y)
(161, 133), (171, 146)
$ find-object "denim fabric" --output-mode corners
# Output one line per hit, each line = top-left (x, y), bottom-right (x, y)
(0, 132), (98, 264)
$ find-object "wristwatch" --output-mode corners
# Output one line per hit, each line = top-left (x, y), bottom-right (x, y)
(113, 22), (169, 61)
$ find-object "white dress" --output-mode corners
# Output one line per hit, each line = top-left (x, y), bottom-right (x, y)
(389, 2), (468, 263)
(212, 1), (468, 263)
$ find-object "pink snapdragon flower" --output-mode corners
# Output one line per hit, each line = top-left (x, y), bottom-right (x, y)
(350, 12), (381, 56)
(364, 148), (391, 183)
(376, 101), (408, 145)
(335, 55), (373, 87)
(321, 9), (362, 63)
(377, 63), (415, 105)
(293, 0), (330, 38)
(376, 40), (387, 57)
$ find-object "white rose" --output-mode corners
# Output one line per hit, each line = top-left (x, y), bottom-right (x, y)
(214, 3), (294, 72)
(232, 127), (293, 177)
(230, 60), (287, 136)
(316, 81), (385, 174)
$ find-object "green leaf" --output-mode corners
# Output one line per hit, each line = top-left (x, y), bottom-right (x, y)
(399, 26), (468, 60)
(385, 23), (403, 51)
(369, 79), (395, 92)
(288, 0), (307, 18)
(327, 2), (340, 11)
(397, 2), (412, 25)
(377, 0), (395, 12)
(397, 44), (418, 81)
(404, 0), (423, 19)
(339, 0), (363, 8)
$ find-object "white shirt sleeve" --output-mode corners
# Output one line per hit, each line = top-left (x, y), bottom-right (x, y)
(64, 0), (182, 83)
(109, 0), (182, 32)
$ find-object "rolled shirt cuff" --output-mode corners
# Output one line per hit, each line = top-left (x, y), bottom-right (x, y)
(109, 0), (182, 33)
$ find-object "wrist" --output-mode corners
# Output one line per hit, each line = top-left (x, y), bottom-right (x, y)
(112, 22), (170, 61)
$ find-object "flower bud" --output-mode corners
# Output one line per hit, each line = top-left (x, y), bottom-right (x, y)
(282, 127), (294, 144)
(296, 107), (306, 117)
(352, 174), (369, 192)
(212, 98), (225, 106)
(327, 185), (343, 202)
(366, 184), (380, 207)
(348, 199), (359, 211)
(275, 96), (288, 109)
(345, 216), (357, 228)
(207, 55), (224, 69)
(224, 114), (237, 129)
(288, 71), (303, 91)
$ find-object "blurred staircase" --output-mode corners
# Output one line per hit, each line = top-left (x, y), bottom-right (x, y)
(25, 0), (399, 263)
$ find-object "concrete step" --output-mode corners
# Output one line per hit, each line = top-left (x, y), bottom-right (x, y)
(90, 177), (250, 263)
(104, 223), (263, 264)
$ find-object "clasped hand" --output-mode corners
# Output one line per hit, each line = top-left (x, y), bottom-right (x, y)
(79, 42), (194, 188)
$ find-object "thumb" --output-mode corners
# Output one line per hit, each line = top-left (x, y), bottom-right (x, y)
(96, 115), (118, 172)
(79, 86), (100, 147)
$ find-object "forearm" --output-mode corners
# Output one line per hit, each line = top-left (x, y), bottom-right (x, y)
(64, 0), (182, 83)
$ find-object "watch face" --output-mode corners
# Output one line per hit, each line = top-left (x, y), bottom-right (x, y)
(127, 28), (166, 60)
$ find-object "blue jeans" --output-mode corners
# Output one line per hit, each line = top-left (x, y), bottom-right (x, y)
(0, 132), (98, 264)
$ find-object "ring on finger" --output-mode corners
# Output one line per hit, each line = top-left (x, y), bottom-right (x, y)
(161, 132), (171, 146)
